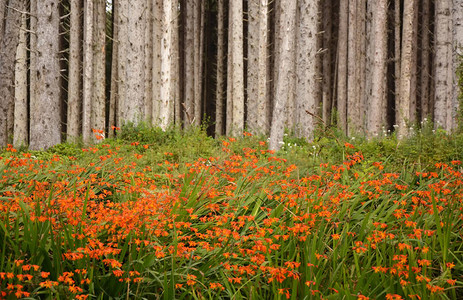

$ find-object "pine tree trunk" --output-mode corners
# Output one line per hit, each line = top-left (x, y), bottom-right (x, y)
(144, 0), (154, 123)
(125, 0), (146, 123)
(336, 0), (348, 133)
(215, 0), (225, 136)
(269, 0), (297, 150)
(247, 0), (259, 133)
(347, 0), (360, 135)
(92, 0), (106, 140)
(0, 0), (23, 146)
(256, 0), (270, 134)
(152, 0), (163, 125)
(453, 0), (463, 129)
(397, 0), (416, 137)
(420, 0), (431, 121)
(82, 0), (94, 142)
(295, 0), (319, 139)
(13, 12), (27, 147)
(322, 0), (333, 126)
(30, 0), (61, 150)
(108, 2), (118, 137)
(227, 0), (244, 136)
(367, 0), (388, 137)
(67, 0), (82, 142)
(184, 0), (195, 126)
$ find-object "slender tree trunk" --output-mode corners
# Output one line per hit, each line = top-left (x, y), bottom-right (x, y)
(347, 0), (360, 135)
(256, 0), (270, 134)
(215, 0), (225, 136)
(67, 0), (82, 142)
(269, 0), (297, 150)
(0, 0), (6, 44)
(144, 0), (153, 123)
(295, 0), (319, 140)
(92, 0), (106, 140)
(453, 0), (463, 129)
(30, 0), (61, 150)
(247, 0), (259, 133)
(29, 0), (37, 142)
(434, 0), (452, 130)
(397, 0), (416, 137)
(337, 0), (348, 133)
(322, 0), (333, 126)
(394, 0), (401, 128)
(420, 0), (431, 121)
(82, 0), (94, 142)
(13, 11), (27, 147)
(152, 0), (162, 125)
(124, 0), (145, 123)
(227, 0), (244, 136)
(108, 1), (118, 137)
(226, 0), (233, 135)
(0, 0), (23, 146)
(357, 0), (366, 134)
(367, 0), (388, 137)
(193, 0), (204, 126)
(184, 0), (195, 126)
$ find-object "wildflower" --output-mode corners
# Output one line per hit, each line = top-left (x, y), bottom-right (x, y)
(385, 294), (403, 300)
(447, 279), (456, 285)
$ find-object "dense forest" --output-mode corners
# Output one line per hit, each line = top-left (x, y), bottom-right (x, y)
(1, 0), (463, 150)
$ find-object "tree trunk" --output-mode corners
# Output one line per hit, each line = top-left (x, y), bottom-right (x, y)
(247, 0), (259, 134)
(453, 0), (463, 130)
(215, 0), (225, 136)
(256, 0), (270, 134)
(397, 0), (416, 137)
(322, 0), (333, 126)
(336, 0), (348, 133)
(367, 0), (388, 137)
(295, 0), (319, 139)
(30, 0), (61, 150)
(347, 0), (360, 135)
(420, 0), (431, 121)
(13, 11), (27, 147)
(0, 0), (23, 146)
(144, 0), (154, 124)
(92, 0), (106, 140)
(108, 1), (118, 137)
(67, 0), (82, 142)
(434, 0), (452, 130)
(193, 0), (204, 126)
(82, 0), (94, 143)
(152, 0), (162, 125)
(124, 0), (145, 124)
(269, 0), (297, 150)
(227, 0), (244, 136)
(183, 0), (195, 126)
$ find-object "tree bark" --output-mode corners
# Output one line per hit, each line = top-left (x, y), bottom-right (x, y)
(0, 0), (24, 146)
(322, 0), (333, 126)
(144, 0), (154, 124)
(420, 0), (431, 121)
(152, 0), (162, 125)
(336, 0), (348, 133)
(92, 0), (106, 140)
(269, 0), (297, 150)
(434, 0), (452, 130)
(82, 0), (94, 143)
(367, 0), (388, 137)
(256, 0), (270, 135)
(295, 0), (319, 139)
(67, 0), (82, 142)
(453, 0), (463, 129)
(215, 0), (225, 136)
(30, 0), (61, 150)
(247, 0), (259, 133)
(13, 11), (27, 147)
(108, 1), (118, 137)
(397, 0), (416, 137)
(183, 0), (195, 126)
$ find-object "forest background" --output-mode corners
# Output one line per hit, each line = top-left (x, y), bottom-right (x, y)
(0, 0), (463, 150)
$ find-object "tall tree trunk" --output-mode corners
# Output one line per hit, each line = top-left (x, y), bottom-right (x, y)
(30, 0), (61, 150)
(67, 0), (82, 142)
(82, 0), (94, 142)
(337, 0), (348, 133)
(183, 0), (195, 126)
(159, 0), (178, 129)
(0, 0), (23, 147)
(453, 0), (463, 129)
(322, 0), (333, 126)
(144, 0), (154, 123)
(227, 0), (244, 136)
(269, 0), (297, 150)
(434, 0), (452, 130)
(295, 0), (319, 139)
(108, 1), (118, 137)
(394, 0), (401, 129)
(420, 0), (431, 121)
(193, 0), (204, 126)
(13, 11), (27, 147)
(0, 0), (6, 44)
(152, 0), (162, 125)
(124, 0), (145, 124)
(397, 0), (416, 137)
(367, 0), (388, 137)
(92, 0), (106, 140)
(347, 0), (360, 135)
(256, 0), (270, 134)
(215, 0), (225, 136)
(247, 0), (259, 134)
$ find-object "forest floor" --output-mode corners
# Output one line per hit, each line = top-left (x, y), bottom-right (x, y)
(0, 124), (462, 299)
